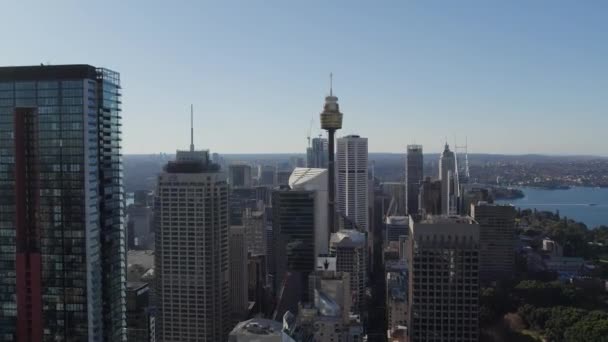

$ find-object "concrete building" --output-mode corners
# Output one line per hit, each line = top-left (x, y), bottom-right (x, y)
(471, 203), (517, 282)
(419, 177), (442, 216)
(386, 270), (407, 333)
(0, 65), (126, 341)
(229, 318), (295, 342)
(330, 230), (367, 313)
(337, 135), (369, 231)
(126, 282), (155, 342)
(439, 143), (457, 215)
(229, 163), (253, 188)
(406, 145), (424, 215)
(243, 209), (266, 256)
(230, 226), (249, 324)
(407, 216), (480, 342)
(381, 182), (407, 216)
(155, 145), (229, 341)
(386, 216), (409, 243)
(289, 167), (329, 255)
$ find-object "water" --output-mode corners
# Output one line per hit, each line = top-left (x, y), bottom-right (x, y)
(496, 187), (608, 229)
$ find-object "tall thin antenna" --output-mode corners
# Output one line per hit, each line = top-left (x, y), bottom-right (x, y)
(190, 104), (194, 152)
(329, 72), (333, 96)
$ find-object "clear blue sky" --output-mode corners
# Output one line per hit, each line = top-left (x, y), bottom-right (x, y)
(2, 1), (607, 155)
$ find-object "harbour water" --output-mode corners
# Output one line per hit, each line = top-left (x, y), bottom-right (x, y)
(496, 187), (608, 229)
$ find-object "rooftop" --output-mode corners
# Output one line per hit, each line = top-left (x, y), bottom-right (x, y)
(230, 318), (284, 336)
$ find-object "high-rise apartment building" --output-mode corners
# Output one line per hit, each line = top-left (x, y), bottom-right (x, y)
(229, 163), (252, 188)
(471, 203), (516, 283)
(329, 230), (367, 313)
(439, 143), (457, 215)
(230, 226), (249, 324)
(337, 135), (369, 231)
(155, 146), (230, 341)
(0, 65), (125, 341)
(407, 216), (480, 342)
(306, 137), (328, 168)
(406, 145), (424, 215)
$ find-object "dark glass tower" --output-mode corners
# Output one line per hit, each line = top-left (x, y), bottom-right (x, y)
(0, 65), (125, 342)
(406, 144), (423, 215)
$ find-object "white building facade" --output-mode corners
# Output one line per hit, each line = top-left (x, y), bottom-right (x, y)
(337, 135), (369, 231)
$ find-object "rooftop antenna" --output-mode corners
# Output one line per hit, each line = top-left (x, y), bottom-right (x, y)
(190, 104), (194, 152)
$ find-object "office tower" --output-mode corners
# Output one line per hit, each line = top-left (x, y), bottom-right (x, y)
(407, 216), (480, 342)
(229, 187), (259, 225)
(386, 269), (407, 333)
(419, 177), (442, 216)
(337, 135), (369, 231)
(276, 170), (293, 186)
(385, 216), (409, 243)
(320, 74), (343, 234)
(259, 165), (276, 186)
(229, 163), (253, 188)
(289, 167), (329, 255)
(155, 143), (229, 341)
(126, 282), (155, 342)
(272, 189), (316, 297)
(381, 181), (407, 216)
(461, 187), (491, 216)
(471, 203), (516, 283)
(0, 65), (125, 341)
(330, 230), (367, 313)
(247, 254), (268, 315)
(244, 209), (266, 256)
(230, 226), (250, 324)
(127, 205), (154, 249)
(439, 143), (457, 215)
(229, 318), (296, 342)
(406, 145), (424, 215)
(307, 137), (329, 168)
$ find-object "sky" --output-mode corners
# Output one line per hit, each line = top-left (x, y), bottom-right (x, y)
(1, 1), (607, 155)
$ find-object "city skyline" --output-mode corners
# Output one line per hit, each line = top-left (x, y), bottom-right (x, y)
(2, 1), (607, 155)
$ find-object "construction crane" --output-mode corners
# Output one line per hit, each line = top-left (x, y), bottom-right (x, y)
(307, 116), (314, 148)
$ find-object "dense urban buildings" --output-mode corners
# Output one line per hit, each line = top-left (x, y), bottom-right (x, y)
(406, 145), (424, 215)
(330, 229), (367, 313)
(381, 181), (407, 216)
(258, 165), (276, 186)
(419, 177), (442, 216)
(229, 163), (253, 188)
(337, 135), (369, 231)
(228, 318), (295, 342)
(439, 143), (458, 215)
(230, 226), (250, 324)
(385, 215), (409, 243)
(0, 65), (126, 341)
(407, 216), (480, 342)
(243, 209), (266, 256)
(306, 136), (328, 168)
(126, 282), (155, 342)
(155, 146), (230, 341)
(471, 202), (517, 283)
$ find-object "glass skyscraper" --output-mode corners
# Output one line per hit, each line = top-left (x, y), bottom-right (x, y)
(0, 65), (125, 341)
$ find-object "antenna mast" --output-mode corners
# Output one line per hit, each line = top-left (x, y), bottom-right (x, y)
(190, 104), (194, 152)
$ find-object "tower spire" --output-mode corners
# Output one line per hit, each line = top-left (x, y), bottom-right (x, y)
(329, 72), (333, 96)
(190, 104), (194, 152)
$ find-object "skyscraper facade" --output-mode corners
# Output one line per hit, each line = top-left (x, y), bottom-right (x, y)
(381, 181), (407, 216)
(471, 203), (516, 283)
(407, 216), (480, 342)
(336, 135), (369, 231)
(155, 148), (230, 341)
(306, 137), (328, 168)
(406, 145), (423, 215)
(230, 226), (249, 324)
(0, 65), (125, 341)
(329, 230), (367, 313)
(228, 163), (252, 188)
(439, 143), (457, 215)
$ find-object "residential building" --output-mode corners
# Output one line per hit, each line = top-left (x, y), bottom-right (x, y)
(337, 135), (369, 231)
(406, 145), (423, 215)
(0, 65), (125, 341)
(155, 145), (229, 341)
(407, 216), (480, 342)
(471, 203), (516, 282)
